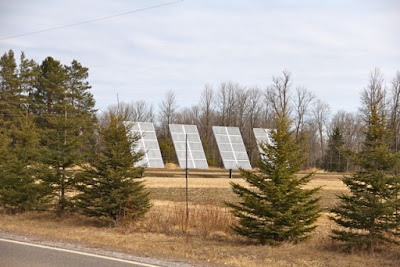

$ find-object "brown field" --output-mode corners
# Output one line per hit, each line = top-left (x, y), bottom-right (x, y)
(1, 171), (399, 266)
(144, 173), (348, 210)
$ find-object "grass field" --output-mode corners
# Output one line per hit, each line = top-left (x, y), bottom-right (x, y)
(144, 173), (348, 210)
(1, 171), (399, 266)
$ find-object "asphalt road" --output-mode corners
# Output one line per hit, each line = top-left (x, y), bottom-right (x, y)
(0, 238), (157, 267)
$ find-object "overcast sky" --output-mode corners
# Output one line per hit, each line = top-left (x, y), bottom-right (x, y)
(0, 0), (399, 115)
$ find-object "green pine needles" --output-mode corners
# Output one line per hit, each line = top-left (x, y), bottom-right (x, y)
(0, 116), (53, 213)
(74, 114), (151, 224)
(322, 127), (348, 172)
(227, 72), (321, 245)
(330, 71), (400, 250)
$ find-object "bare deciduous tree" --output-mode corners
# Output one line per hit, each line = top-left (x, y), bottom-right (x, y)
(176, 106), (200, 125)
(266, 70), (292, 122)
(360, 68), (386, 119)
(303, 119), (319, 168)
(244, 87), (264, 163)
(389, 71), (400, 151)
(246, 88), (263, 128)
(312, 99), (330, 161)
(198, 85), (218, 164)
(199, 84), (215, 135)
(235, 88), (249, 128)
(103, 100), (154, 123)
(293, 87), (315, 138)
(158, 90), (178, 136)
(216, 82), (239, 126)
(104, 102), (132, 122)
(131, 100), (154, 122)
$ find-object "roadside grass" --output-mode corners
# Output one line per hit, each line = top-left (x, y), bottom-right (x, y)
(1, 174), (399, 266)
(139, 201), (236, 240)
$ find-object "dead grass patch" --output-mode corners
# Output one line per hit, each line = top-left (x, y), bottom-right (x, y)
(164, 163), (179, 169)
(144, 175), (347, 190)
(132, 202), (235, 239)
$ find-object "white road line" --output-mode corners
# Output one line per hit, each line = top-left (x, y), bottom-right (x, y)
(0, 238), (158, 267)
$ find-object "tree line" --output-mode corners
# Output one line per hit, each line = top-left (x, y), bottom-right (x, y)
(112, 69), (400, 173)
(1, 49), (400, 250)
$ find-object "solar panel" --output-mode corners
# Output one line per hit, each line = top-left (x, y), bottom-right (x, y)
(127, 122), (164, 168)
(169, 124), (209, 169)
(212, 126), (252, 170)
(253, 128), (273, 155)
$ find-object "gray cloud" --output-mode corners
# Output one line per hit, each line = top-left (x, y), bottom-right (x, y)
(1, 0), (399, 114)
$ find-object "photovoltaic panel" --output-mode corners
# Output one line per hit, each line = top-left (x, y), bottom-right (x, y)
(128, 122), (164, 168)
(212, 126), (252, 170)
(253, 128), (273, 156)
(169, 124), (208, 169)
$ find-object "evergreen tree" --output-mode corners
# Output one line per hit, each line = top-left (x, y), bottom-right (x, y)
(0, 115), (53, 213)
(65, 60), (97, 161)
(18, 52), (40, 115)
(322, 127), (347, 172)
(0, 51), (95, 213)
(227, 71), (320, 244)
(330, 70), (400, 250)
(32, 57), (96, 212)
(75, 113), (150, 224)
(0, 50), (22, 123)
(158, 137), (178, 165)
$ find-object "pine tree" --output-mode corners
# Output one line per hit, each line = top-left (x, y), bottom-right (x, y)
(0, 51), (52, 212)
(65, 60), (97, 161)
(0, 115), (53, 213)
(158, 137), (178, 165)
(330, 70), (400, 250)
(0, 51), (96, 213)
(0, 50), (22, 123)
(18, 52), (40, 115)
(322, 127), (347, 172)
(227, 71), (320, 245)
(74, 113), (150, 224)
(31, 57), (96, 212)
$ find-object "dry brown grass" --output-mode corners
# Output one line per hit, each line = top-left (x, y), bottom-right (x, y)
(164, 163), (179, 169)
(134, 201), (235, 238)
(1, 209), (399, 266)
(1, 174), (399, 266)
(144, 175), (348, 210)
(143, 175), (347, 190)
(302, 167), (327, 173)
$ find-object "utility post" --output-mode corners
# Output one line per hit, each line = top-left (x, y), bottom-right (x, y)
(185, 133), (189, 222)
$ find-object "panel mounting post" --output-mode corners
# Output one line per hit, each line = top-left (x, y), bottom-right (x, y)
(185, 133), (189, 221)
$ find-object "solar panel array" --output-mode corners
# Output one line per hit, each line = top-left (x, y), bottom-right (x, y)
(212, 126), (252, 170)
(129, 122), (164, 168)
(253, 128), (273, 155)
(169, 124), (209, 169)
(126, 122), (270, 170)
